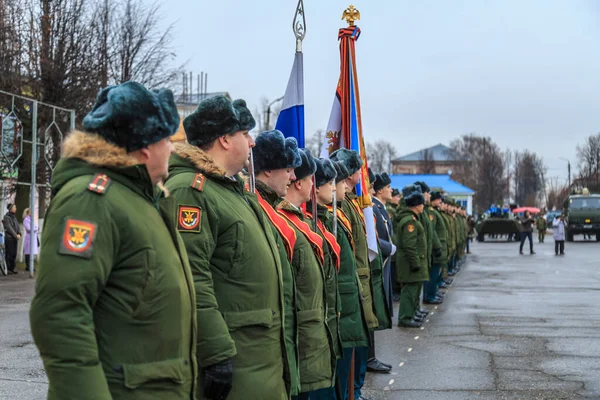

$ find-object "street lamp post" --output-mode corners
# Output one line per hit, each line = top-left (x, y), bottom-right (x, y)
(559, 157), (571, 188)
(265, 96), (284, 131)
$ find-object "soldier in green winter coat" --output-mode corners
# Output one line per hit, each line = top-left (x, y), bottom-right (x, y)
(439, 200), (454, 288)
(329, 149), (382, 399)
(30, 82), (197, 400)
(326, 161), (370, 399)
(424, 191), (448, 304)
(165, 96), (288, 400)
(277, 149), (335, 397)
(536, 213), (548, 243)
(252, 130), (303, 397)
(395, 185), (429, 328)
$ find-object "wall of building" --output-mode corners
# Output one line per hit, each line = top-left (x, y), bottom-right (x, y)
(392, 161), (455, 175)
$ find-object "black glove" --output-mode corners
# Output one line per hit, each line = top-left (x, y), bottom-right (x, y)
(433, 248), (442, 258)
(410, 264), (420, 272)
(204, 358), (234, 400)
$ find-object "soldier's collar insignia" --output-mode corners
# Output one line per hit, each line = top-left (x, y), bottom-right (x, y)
(178, 205), (201, 232)
(88, 174), (111, 195)
(408, 224), (415, 233)
(191, 173), (205, 192)
(59, 219), (97, 259)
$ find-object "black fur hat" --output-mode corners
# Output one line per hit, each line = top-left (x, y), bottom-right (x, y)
(430, 191), (443, 201)
(414, 181), (431, 193)
(368, 168), (377, 186)
(391, 188), (401, 197)
(333, 161), (350, 183)
(374, 172), (392, 192)
(314, 158), (338, 188)
(403, 186), (425, 207)
(402, 184), (422, 198)
(294, 149), (317, 181)
(183, 95), (256, 147)
(83, 81), (180, 152)
(330, 148), (363, 175)
(253, 130), (302, 173)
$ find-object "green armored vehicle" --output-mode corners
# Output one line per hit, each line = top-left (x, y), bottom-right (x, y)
(563, 191), (600, 242)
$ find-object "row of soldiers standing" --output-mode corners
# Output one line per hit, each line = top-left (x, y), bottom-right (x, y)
(28, 81), (469, 400)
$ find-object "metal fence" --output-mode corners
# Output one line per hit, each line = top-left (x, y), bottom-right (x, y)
(0, 89), (75, 276)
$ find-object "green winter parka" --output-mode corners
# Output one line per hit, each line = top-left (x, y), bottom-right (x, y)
(165, 144), (288, 400)
(277, 200), (335, 393)
(255, 181), (301, 397)
(394, 208), (429, 283)
(325, 204), (370, 349)
(431, 206), (448, 265)
(420, 206), (434, 270)
(342, 193), (378, 329)
(30, 132), (197, 400)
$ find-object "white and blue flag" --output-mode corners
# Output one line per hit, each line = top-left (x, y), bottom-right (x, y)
(276, 52), (305, 147)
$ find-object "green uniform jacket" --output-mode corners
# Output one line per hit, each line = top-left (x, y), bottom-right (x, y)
(324, 203), (370, 349)
(30, 132), (197, 400)
(370, 247), (392, 330)
(443, 213), (456, 257)
(431, 207), (449, 265)
(419, 206), (434, 271)
(277, 200), (335, 392)
(165, 144), (287, 400)
(308, 203), (343, 359)
(536, 217), (547, 231)
(256, 181), (300, 396)
(342, 194), (378, 329)
(395, 209), (428, 283)
(450, 215), (459, 256)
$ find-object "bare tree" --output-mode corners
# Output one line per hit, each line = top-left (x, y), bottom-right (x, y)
(576, 133), (600, 192)
(546, 177), (569, 210)
(305, 129), (324, 156)
(419, 149), (436, 174)
(366, 140), (397, 173)
(513, 150), (546, 206)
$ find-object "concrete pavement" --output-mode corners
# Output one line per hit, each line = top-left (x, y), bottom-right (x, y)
(1, 238), (600, 399)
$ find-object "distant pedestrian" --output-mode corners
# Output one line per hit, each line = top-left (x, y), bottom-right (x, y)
(22, 208), (38, 269)
(467, 215), (475, 254)
(519, 210), (536, 255)
(536, 213), (547, 243)
(2, 204), (20, 274)
(553, 214), (567, 255)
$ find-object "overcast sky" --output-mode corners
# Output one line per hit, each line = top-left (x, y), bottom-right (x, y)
(154, 0), (600, 184)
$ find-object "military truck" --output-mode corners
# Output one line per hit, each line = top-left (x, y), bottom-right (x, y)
(563, 191), (600, 242)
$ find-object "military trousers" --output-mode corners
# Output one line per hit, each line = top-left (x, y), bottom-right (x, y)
(332, 347), (355, 400)
(425, 264), (442, 301)
(353, 346), (369, 397)
(398, 282), (422, 324)
(538, 231), (546, 243)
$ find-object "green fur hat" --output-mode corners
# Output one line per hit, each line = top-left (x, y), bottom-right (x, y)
(184, 95), (256, 147)
(374, 172), (392, 192)
(403, 184), (425, 207)
(314, 158), (338, 188)
(330, 148), (363, 175)
(414, 181), (431, 193)
(294, 149), (317, 181)
(253, 130), (302, 173)
(83, 81), (179, 152)
(333, 161), (350, 183)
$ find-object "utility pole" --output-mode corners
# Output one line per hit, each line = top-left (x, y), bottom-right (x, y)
(265, 96), (284, 131)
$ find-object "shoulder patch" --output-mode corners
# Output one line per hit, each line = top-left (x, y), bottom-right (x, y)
(429, 214), (434, 221)
(88, 174), (111, 195)
(178, 205), (201, 233)
(59, 219), (97, 259)
(190, 173), (205, 192)
(407, 224), (415, 233)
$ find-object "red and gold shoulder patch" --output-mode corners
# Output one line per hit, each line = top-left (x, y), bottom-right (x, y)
(59, 219), (97, 259)
(88, 174), (111, 195)
(190, 173), (205, 192)
(178, 205), (201, 232)
(429, 214), (434, 221)
(407, 224), (415, 233)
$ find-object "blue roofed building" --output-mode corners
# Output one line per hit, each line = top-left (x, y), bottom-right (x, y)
(390, 173), (475, 215)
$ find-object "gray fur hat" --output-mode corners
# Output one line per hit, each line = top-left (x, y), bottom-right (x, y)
(403, 185), (425, 207)
(294, 149), (317, 181)
(414, 181), (431, 193)
(253, 130), (302, 173)
(183, 95), (255, 147)
(330, 148), (363, 175)
(83, 81), (179, 152)
(333, 161), (350, 183)
(314, 158), (338, 188)
(374, 172), (392, 192)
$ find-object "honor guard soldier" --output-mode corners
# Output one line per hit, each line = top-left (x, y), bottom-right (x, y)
(425, 191), (449, 304)
(30, 82), (198, 400)
(253, 130), (303, 397)
(277, 149), (335, 399)
(165, 96), (288, 400)
(396, 185), (428, 328)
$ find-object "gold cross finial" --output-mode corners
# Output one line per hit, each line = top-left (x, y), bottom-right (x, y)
(342, 5), (360, 26)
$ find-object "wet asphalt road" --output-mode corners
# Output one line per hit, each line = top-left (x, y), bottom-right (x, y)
(1, 236), (600, 399)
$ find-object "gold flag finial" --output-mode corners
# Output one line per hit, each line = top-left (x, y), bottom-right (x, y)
(342, 5), (360, 26)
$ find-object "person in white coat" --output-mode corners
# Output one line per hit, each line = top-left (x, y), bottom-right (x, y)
(553, 214), (567, 256)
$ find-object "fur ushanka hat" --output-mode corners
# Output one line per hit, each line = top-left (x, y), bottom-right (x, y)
(333, 161), (350, 183)
(314, 158), (338, 188)
(294, 149), (317, 181)
(403, 184), (425, 207)
(330, 148), (363, 175)
(374, 172), (392, 192)
(253, 130), (302, 173)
